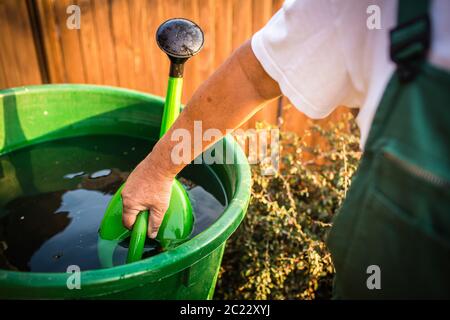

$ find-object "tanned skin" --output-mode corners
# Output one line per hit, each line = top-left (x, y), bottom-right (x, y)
(122, 40), (281, 237)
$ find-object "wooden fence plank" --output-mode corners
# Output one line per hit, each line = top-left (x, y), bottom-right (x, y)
(91, 0), (119, 86)
(214, 0), (232, 68)
(0, 0), (42, 88)
(36, 0), (66, 83)
(180, 0), (200, 102)
(0, 1), (21, 87)
(77, 0), (103, 84)
(54, 0), (86, 83)
(128, 0), (150, 91)
(110, 0), (136, 89)
(197, 0), (215, 86)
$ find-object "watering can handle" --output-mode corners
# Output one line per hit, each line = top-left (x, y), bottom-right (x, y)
(127, 210), (149, 263)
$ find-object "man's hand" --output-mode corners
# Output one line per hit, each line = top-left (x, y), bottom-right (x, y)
(121, 40), (281, 237)
(121, 155), (174, 238)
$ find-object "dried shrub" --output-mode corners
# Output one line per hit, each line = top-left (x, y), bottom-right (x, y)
(215, 113), (361, 300)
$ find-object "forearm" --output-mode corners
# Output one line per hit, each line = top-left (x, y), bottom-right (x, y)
(143, 40), (281, 178)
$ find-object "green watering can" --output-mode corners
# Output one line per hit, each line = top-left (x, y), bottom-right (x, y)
(99, 18), (204, 264)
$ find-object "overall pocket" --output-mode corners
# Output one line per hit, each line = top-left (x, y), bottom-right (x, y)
(336, 145), (450, 299)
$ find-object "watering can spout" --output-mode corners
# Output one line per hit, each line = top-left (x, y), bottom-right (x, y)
(99, 18), (203, 265)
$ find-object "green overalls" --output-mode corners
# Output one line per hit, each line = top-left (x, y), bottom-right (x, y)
(327, 0), (450, 299)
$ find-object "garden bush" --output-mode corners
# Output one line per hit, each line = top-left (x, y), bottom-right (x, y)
(215, 113), (361, 300)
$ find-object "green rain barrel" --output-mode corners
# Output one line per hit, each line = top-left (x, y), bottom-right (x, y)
(0, 84), (251, 299)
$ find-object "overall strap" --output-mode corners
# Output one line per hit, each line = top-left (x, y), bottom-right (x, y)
(390, 0), (431, 82)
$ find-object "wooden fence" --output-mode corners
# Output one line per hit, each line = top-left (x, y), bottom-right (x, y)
(0, 0), (350, 135)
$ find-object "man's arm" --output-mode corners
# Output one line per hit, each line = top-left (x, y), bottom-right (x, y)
(122, 40), (281, 237)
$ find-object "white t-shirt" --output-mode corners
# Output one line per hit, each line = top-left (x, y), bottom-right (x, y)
(251, 0), (450, 149)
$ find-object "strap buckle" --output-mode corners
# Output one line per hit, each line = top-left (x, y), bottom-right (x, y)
(390, 14), (430, 82)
